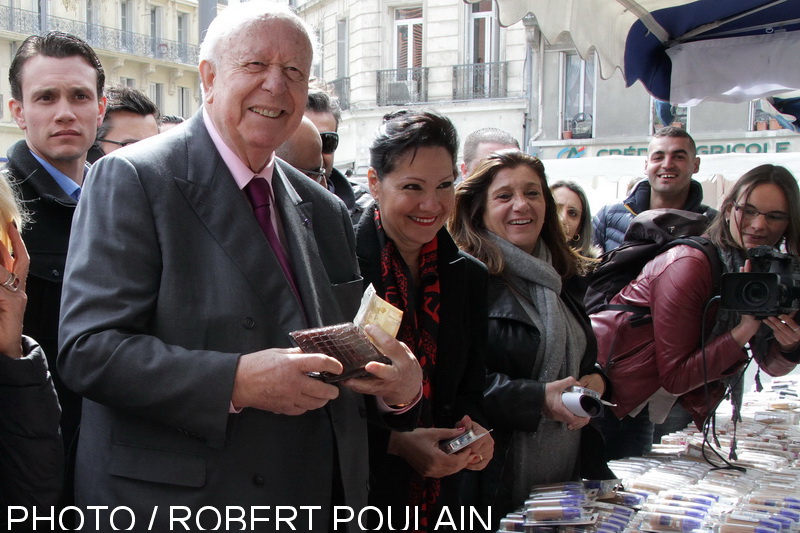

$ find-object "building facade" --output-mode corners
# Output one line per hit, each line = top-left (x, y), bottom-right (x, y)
(0, 0), (794, 180)
(293, 0), (798, 183)
(294, 0), (529, 173)
(0, 0), (202, 151)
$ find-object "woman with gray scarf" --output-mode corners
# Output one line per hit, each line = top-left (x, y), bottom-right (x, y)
(449, 150), (613, 524)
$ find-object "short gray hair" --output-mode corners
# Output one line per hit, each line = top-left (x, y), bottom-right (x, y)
(462, 128), (519, 168)
(199, 1), (319, 69)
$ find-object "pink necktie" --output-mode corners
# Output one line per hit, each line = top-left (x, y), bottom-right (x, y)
(244, 177), (302, 304)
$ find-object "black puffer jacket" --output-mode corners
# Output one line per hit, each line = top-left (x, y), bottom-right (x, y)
(328, 168), (374, 225)
(592, 179), (716, 253)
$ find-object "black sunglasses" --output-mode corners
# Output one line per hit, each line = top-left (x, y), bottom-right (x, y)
(320, 132), (339, 154)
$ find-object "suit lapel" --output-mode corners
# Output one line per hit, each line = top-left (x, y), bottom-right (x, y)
(271, 166), (329, 327)
(172, 114), (307, 334)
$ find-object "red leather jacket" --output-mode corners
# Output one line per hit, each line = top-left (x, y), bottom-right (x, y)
(591, 244), (798, 425)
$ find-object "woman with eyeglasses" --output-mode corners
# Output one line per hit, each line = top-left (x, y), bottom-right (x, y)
(592, 164), (800, 458)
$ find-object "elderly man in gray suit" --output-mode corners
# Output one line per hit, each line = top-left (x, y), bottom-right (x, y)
(58, 2), (422, 531)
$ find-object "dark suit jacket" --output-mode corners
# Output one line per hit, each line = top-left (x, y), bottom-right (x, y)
(3, 140), (82, 451)
(328, 168), (373, 225)
(355, 207), (488, 511)
(58, 113), (370, 532)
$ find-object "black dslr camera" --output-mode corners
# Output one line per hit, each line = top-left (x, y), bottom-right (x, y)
(720, 246), (800, 318)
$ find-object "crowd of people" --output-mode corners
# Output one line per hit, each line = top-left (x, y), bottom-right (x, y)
(2, 2), (800, 532)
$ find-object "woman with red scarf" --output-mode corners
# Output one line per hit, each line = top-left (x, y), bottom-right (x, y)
(355, 110), (493, 531)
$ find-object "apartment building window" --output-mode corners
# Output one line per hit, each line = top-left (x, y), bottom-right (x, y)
(150, 82), (164, 112)
(120, 1), (133, 52)
(177, 13), (190, 63)
(313, 28), (323, 80)
(395, 7), (423, 71)
(469, 0), (496, 64)
(121, 2), (130, 30)
(177, 13), (188, 43)
(179, 86), (191, 118)
(150, 7), (162, 38)
(86, 0), (100, 43)
(376, 7), (428, 106)
(561, 52), (596, 139)
(337, 18), (348, 79)
(454, 0), (504, 100)
(120, 77), (136, 88)
(150, 6), (163, 56)
(652, 98), (689, 132)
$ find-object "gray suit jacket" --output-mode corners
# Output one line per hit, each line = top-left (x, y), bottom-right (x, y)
(58, 113), (367, 531)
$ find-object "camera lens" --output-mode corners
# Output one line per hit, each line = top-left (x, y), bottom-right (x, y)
(578, 395), (602, 417)
(741, 280), (770, 307)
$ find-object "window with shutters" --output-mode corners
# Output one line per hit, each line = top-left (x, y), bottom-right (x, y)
(394, 7), (423, 72)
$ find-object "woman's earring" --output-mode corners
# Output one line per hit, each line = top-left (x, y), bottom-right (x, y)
(571, 233), (581, 242)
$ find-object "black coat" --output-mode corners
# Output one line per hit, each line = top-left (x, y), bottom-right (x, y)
(480, 275), (613, 520)
(328, 168), (374, 225)
(0, 337), (63, 517)
(3, 140), (81, 452)
(355, 207), (489, 514)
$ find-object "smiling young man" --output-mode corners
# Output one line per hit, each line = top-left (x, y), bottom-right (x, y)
(590, 126), (717, 461)
(3, 31), (106, 455)
(592, 127), (716, 254)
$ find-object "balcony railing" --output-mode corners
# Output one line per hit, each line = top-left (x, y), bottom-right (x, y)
(376, 67), (428, 106)
(331, 77), (350, 111)
(453, 62), (507, 100)
(0, 5), (39, 35)
(0, 6), (198, 66)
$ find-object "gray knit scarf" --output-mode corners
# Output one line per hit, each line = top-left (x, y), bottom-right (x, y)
(488, 233), (586, 503)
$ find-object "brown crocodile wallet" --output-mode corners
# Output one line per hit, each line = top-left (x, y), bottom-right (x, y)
(290, 322), (393, 382)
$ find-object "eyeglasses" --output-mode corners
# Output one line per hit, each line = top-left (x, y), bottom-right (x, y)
(298, 166), (327, 184)
(96, 138), (139, 148)
(320, 132), (339, 154)
(733, 203), (790, 224)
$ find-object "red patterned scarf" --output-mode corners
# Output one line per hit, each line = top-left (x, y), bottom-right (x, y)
(375, 208), (441, 531)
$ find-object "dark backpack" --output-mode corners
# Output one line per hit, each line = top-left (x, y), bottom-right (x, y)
(584, 209), (723, 320)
